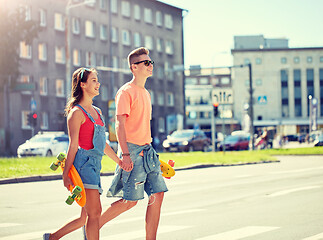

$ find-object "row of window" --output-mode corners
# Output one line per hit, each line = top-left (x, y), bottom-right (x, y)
(29, 1), (174, 31)
(244, 56), (323, 65)
(185, 76), (231, 85)
(19, 75), (175, 107)
(20, 41), (175, 75)
(186, 108), (233, 119)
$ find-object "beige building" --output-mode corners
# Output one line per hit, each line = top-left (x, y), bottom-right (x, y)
(231, 47), (323, 135)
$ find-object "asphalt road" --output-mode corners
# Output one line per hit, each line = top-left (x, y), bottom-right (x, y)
(0, 155), (323, 240)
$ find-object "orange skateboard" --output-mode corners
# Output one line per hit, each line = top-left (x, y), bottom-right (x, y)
(50, 152), (86, 207)
(160, 160), (175, 179)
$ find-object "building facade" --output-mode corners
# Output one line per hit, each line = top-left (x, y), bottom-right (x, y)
(231, 47), (323, 135)
(184, 67), (239, 135)
(0, 0), (185, 155)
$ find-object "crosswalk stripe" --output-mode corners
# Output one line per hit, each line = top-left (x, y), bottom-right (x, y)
(303, 232), (323, 240)
(268, 186), (320, 197)
(0, 223), (22, 228)
(0, 229), (57, 240)
(101, 225), (190, 240)
(195, 226), (279, 240)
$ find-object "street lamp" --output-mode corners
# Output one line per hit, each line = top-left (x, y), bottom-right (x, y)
(65, 0), (95, 101)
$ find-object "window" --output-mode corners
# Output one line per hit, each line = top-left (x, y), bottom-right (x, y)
(39, 77), (48, 96)
(73, 49), (81, 66)
(144, 8), (152, 24)
(281, 57), (287, 64)
(20, 42), (32, 59)
(158, 92), (164, 105)
(85, 20), (95, 38)
(72, 17), (80, 34)
(112, 56), (118, 69)
(320, 56), (323, 63)
(165, 40), (174, 55)
(134, 4), (140, 20)
(100, 24), (108, 40)
(167, 92), (174, 106)
(185, 77), (197, 85)
(256, 58), (262, 65)
(56, 79), (65, 97)
(156, 38), (163, 52)
(85, 51), (96, 67)
(165, 14), (173, 29)
(148, 90), (154, 105)
(40, 112), (49, 130)
(307, 56), (313, 63)
(294, 57), (300, 64)
(244, 58), (250, 64)
(85, 0), (95, 7)
(133, 32), (141, 47)
(121, 1), (130, 17)
(255, 79), (262, 86)
(54, 13), (65, 31)
(20, 75), (31, 83)
(99, 54), (108, 67)
(145, 36), (153, 50)
(157, 65), (164, 79)
(221, 77), (230, 85)
(122, 30), (130, 46)
(200, 77), (208, 84)
(164, 61), (174, 80)
(110, 0), (117, 14)
(100, 85), (108, 101)
(294, 69), (302, 117)
(39, 9), (46, 27)
(55, 46), (65, 64)
(99, 0), (107, 10)
(38, 43), (47, 61)
(156, 11), (162, 27)
(158, 117), (165, 133)
(111, 27), (118, 43)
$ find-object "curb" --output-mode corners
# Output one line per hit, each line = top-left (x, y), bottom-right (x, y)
(0, 160), (279, 185)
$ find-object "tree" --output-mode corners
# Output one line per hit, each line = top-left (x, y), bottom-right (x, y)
(0, 6), (41, 88)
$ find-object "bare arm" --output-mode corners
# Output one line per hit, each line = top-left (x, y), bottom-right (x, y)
(62, 109), (84, 190)
(115, 114), (133, 172)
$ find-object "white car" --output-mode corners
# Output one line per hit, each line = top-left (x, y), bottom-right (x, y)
(17, 132), (69, 158)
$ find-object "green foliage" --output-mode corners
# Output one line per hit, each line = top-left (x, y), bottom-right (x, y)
(0, 147), (322, 179)
(0, 6), (41, 87)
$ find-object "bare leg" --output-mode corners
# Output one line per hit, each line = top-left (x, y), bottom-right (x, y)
(145, 192), (164, 240)
(47, 208), (87, 240)
(99, 199), (137, 229)
(84, 189), (102, 240)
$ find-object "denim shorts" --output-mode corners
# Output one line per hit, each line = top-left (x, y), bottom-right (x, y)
(74, 148), (103, 194)
(122, 152), (168, 201)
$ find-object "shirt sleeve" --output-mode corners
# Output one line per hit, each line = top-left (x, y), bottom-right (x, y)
(115, 90), (131, 117)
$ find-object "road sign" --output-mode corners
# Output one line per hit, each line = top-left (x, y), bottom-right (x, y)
(212, 88), (233, 104)
(257, 95), (267, 105)
(30, 98), (37, 111)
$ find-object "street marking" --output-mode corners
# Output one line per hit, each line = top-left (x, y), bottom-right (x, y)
(271, 167), (323, 175)
(0, 229), (57, 240)
(0, 223), (22, 228)
(195, 226), (279, 240)
(235, 175), (253, 178)
(101, 225), (190, 240)
(303, 232), (323, 240)
(108, 208), (205, 225)
(268, 186), (320, 197)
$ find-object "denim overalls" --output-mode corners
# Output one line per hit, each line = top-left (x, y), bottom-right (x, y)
(73, 104), (106, 194)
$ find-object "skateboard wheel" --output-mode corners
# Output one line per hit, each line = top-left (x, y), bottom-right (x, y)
(49, 162), (59, 171)
(66, 196), (74, 205)
(57, 152), (66, 161)
(72, 186), (82, 195)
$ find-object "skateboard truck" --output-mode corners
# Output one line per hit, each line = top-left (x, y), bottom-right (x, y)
(66, 186), (82, 205)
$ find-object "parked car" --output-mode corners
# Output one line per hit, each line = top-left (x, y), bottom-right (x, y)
(285, 134), (298, 142)
(162, 129), (211, 152)
(218, 134), (249, 151)
(17, 131), (69, 157)
(314, 134), (323, 147)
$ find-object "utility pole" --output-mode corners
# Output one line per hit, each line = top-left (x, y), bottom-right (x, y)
(248, 63), (255, 150)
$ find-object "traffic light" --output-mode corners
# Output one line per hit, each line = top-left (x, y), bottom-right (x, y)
(27, 113), (33, 126)
(31, 112), (38, 127)
(213, 103), (219, 117)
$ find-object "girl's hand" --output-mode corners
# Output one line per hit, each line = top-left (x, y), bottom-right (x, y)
(63, 172), (74, 191)
(120, 156), (133, 172)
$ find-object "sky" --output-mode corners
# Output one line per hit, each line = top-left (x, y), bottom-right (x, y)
(159, 0), (323, 68)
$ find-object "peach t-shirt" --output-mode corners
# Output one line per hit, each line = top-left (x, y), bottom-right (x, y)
(115, 82), (152, 145)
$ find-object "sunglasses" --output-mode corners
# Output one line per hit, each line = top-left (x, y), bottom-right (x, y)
(79, 68), (91, 81)
(133, 60), (154, 66)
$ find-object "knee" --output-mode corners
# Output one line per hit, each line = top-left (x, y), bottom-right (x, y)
(86, 205), (102, 219)
(122, 199), (138, 210)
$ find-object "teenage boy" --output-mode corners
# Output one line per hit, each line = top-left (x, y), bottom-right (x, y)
(99, 47), (168, 240)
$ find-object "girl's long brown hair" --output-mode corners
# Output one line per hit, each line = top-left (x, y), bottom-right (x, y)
(64, 67), (97, 116)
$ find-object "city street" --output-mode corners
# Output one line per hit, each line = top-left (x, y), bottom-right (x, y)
(0, 155), (323, 240)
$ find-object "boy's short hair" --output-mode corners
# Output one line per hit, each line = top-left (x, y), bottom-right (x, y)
(128, 47), (149, 68)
